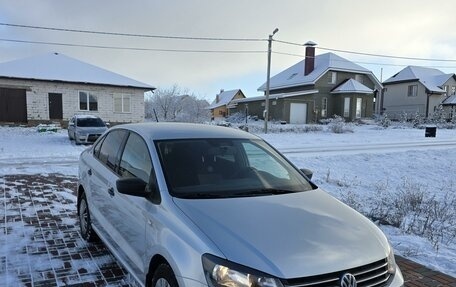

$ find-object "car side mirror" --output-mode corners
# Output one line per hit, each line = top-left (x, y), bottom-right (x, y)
(105, 122), (110, 127)
(116, 177), (149, 197)
(300, 168), (313, 180)
(69, 122), (75, 127)
(116, 177), (160, 203)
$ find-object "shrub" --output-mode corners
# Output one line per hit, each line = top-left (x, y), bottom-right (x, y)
(379, 113), (391, 128)
(325, 115), (354, 134)
(342, 178), (456, 249)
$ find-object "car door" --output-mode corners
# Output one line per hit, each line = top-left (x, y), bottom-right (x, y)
(86, 129), (128, 243)
(111, 131), (156, 280)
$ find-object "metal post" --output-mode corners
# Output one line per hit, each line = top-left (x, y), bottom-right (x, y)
(264, 28), (278, 134)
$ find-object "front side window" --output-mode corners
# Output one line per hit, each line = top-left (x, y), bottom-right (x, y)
(79, 91), (98, 111)
(119, 132), (152, 183)
(114, 94), (131, 113)
(407, 85), (418, 97)
(98, 130), (127, 171)
(156, 138), (313, 198)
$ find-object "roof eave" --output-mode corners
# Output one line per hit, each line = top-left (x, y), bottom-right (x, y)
(0, 75), (155, 91)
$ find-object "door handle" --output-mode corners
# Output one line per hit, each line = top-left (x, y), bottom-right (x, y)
(108, 187), (115, 197)
(87, 169), (92, 176)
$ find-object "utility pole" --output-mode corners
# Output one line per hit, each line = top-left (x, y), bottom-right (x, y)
(264, 28), (279, 134)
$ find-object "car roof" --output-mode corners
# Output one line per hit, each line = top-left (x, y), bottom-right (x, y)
(111, 122), (260, 141)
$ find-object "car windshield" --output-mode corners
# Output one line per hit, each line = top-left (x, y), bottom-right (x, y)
(156, 138), (313, 199)
(76, 118), (106, 127)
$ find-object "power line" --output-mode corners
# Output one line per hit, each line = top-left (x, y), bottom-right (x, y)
(4, 22), (455, 63)
(274, 38), (456, 62)
(0, 38), (266, 54)
(318, 46), (456, 62)
(272, 51), (456, 69)
(0, 22), (266, 42)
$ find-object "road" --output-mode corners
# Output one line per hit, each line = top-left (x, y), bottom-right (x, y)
(279, 139), (456, 156)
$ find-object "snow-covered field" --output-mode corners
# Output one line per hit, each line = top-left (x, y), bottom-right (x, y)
(0, 124), (455, 278)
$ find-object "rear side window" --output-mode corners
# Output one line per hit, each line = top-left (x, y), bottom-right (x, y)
(119, 132), (152, 183)
(98, 130), (127, 171)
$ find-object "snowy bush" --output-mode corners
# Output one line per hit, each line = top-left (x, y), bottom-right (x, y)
(242, 123), (323, 134)
(226, 112), (247, 124)
(379, 113), (391, 128)
(325, 115), (354, 134)
(412, 111), (424, 128)
(428, 105), (447, 126)
(344, 178), (456, 249)
(399, 111), (408, 125)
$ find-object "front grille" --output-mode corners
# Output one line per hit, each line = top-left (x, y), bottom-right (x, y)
(87, 134), (101, 143)
(282, 258), (391, 287)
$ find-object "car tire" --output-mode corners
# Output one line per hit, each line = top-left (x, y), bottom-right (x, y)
(150, 264), (179, 287)
(78, 193), (98, 242)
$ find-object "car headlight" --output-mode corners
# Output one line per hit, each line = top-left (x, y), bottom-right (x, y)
(202, 254), (283, 287)
(387, 245), (397, 274)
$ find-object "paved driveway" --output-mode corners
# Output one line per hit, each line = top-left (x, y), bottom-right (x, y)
(0, 174), (455, 286)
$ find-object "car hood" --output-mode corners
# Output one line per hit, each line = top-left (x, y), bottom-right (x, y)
(173, 189), (389, 279)
(76, 126), (107, 134)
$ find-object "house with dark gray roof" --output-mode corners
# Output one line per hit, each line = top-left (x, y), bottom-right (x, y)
(0, 52), (154, 125)
(207, 89), (245, 119)
(382, 66), (456, 119)
(230, 43), (382, 124)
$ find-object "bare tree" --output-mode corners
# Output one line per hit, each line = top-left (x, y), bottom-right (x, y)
(145, 85), (210, 123)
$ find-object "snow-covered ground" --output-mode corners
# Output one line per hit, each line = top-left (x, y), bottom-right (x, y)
(0, 124), (455, 277)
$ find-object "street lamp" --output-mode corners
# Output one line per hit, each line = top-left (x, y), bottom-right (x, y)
(264, 28), (279, 134)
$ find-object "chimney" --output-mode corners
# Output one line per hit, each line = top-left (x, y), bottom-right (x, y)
(304, 41), (317, 76)
(216, 94), (220, 103)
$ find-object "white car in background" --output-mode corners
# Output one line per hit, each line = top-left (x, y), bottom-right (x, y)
(68, 115), (108, 145)
(77, 122), (404, 287)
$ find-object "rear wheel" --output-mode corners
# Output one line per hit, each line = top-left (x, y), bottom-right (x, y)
(78, 193), (98, 242)
(150, 264), (179, 287)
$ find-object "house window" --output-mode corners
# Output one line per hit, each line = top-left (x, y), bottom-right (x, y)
(321, 97), (328, 117)
(356, 98), (362, 119)
(114, 94), (131, 113)
(452, 86), (456, 95)
(79, 91), (98, 111)
(407, 85), (418, 97)
(328, 71), (337, 84)
(355, 74), (363, 83)
(443, 85), (448, 96)
(344, 97), (350, 117)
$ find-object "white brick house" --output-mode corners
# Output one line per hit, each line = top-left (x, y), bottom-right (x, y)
(0, 53), (154, 125)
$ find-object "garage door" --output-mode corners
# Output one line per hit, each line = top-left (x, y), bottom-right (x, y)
(0, 88), (27, 123)
(289, 103), (307, 124)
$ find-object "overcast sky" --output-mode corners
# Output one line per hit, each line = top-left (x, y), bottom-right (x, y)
(1, 0), (455, 101)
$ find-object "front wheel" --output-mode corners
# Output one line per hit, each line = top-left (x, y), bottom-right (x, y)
(78, 193), (98, 242)
(150, 264), (179, 287)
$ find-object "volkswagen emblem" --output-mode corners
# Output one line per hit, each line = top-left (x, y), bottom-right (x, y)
(340, 273), (357, 287)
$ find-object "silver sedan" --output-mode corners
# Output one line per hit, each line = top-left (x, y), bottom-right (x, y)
(77, 122), (404, 287)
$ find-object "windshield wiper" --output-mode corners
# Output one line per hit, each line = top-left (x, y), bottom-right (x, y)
(233, 188), (296, 197)
(179, 192), (228, 199)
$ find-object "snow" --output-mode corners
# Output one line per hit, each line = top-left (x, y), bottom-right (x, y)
(0, 53), (154, 89)
(0, 124), (455, 279)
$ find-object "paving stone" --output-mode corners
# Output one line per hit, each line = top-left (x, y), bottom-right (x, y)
(1, 173), (455, 286)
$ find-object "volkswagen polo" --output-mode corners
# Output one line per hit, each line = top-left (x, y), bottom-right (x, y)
(77, 122), (404, 287)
